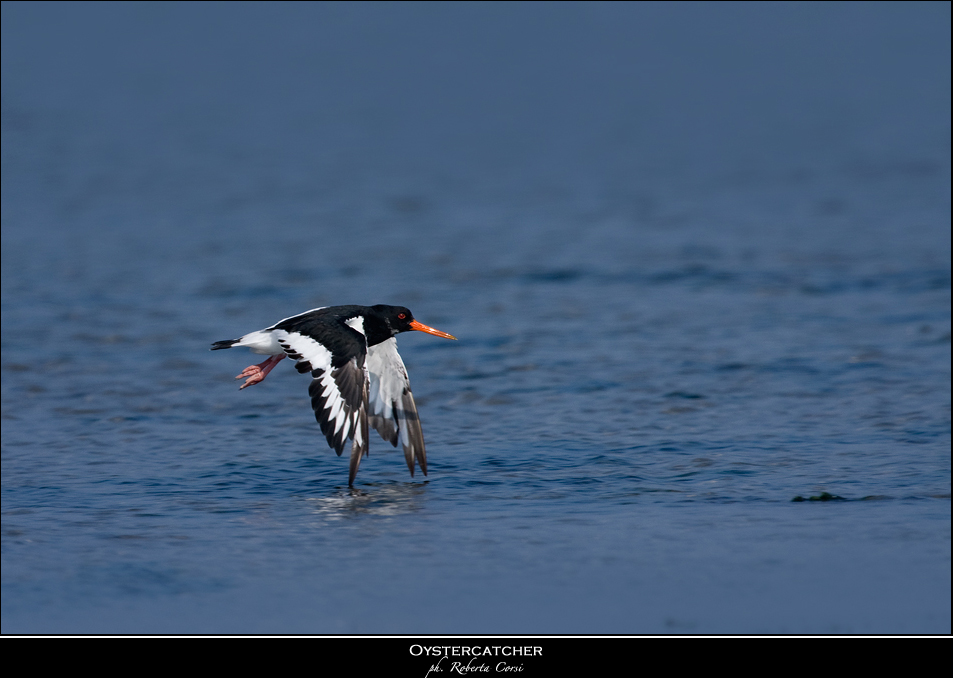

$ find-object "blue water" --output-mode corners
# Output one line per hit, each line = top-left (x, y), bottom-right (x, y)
(2, 3), (950, 634)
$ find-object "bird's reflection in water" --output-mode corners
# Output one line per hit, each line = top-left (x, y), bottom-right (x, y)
(303, 481), (430, 520)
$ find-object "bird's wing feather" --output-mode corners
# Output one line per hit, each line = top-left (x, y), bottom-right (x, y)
(276, 329), (368, 474)
(367, 338), (427, 477)
(348, 378), (369, 487)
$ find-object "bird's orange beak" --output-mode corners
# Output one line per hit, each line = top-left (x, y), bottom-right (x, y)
(409, 320), (457, 340)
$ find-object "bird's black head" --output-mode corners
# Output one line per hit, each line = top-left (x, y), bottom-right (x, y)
(372, 305), (416, 334)
(371, 305), (457, 340)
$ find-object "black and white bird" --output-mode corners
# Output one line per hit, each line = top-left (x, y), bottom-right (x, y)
(211, 305), (456, 487)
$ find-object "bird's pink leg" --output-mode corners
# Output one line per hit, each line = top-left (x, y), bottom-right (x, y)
(236, 354), (286, 389)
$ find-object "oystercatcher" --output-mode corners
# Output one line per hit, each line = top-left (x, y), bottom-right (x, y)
(211, 305), (456, 487)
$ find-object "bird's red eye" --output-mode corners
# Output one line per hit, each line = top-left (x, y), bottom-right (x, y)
(398, 313), (406, 319)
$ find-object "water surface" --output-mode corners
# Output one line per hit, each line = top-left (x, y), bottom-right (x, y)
(2, 3), (950, 633)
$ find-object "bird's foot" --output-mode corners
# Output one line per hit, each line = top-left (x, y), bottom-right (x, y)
(236, 354), (285, 389)
(236, 365), (266, 389)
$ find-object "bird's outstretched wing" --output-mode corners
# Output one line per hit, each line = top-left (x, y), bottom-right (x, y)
(275, 329), (369, 484)
(366, 338), (427, 477)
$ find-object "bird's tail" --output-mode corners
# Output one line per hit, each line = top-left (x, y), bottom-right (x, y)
(210, 339), (240, 350)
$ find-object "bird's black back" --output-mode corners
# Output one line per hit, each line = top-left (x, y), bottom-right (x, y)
(273, 306), (370, 367)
